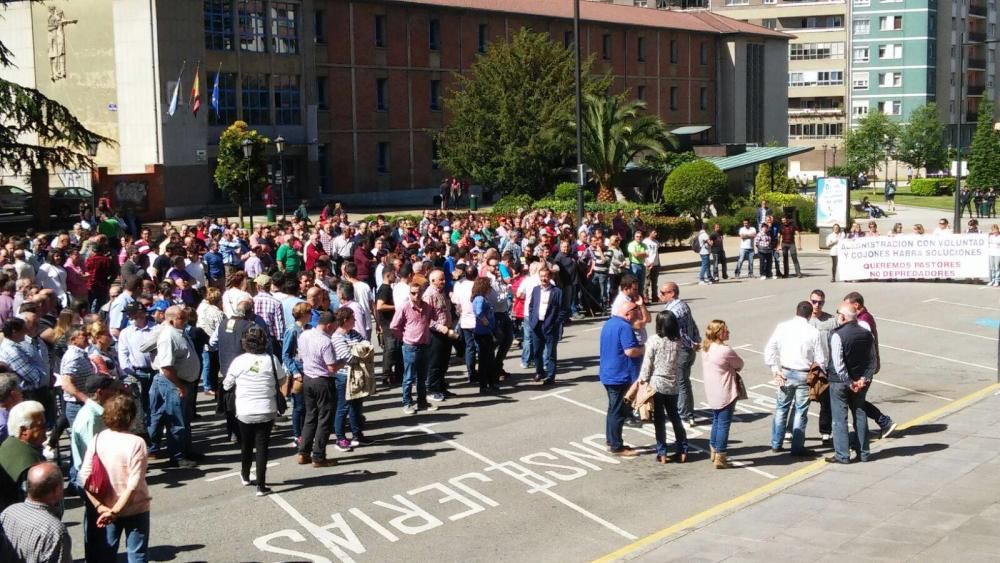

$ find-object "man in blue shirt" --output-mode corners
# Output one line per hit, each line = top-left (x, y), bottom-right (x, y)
(202, 240), (225, 290)
(598, 303), (645, 457)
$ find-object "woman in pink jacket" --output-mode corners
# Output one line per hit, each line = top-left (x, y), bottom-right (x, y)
(701, 319), (744, 469)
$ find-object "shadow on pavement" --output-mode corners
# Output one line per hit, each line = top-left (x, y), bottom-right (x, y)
(896, 423), (948, 437)
(872, 441), (948, 460)
(148, 543), (206, 561)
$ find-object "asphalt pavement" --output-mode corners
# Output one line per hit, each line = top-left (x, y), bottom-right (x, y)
(56, 251), (1000, 562)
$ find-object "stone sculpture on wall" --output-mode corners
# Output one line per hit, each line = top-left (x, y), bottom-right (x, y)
(47, 6), (77, 81)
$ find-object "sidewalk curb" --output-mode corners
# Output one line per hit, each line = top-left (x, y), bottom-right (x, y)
(659, 252), (828, 272)
(595, 382), (1000, 562)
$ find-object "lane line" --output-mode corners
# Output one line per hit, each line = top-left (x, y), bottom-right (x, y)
(268, 492), (358, 563)
(593, 382), (1000, 563)
(412, 424), (638, 541)
(735, 345), (958, 400)
(205, 462), (280, 482)
(874, 316), (998, 341)
(879, 344), (995, 372)
(923, 298), (1000, 312)
(735, 295), (775, 303)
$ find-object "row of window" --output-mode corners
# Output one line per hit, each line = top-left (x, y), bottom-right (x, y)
(853, 0), (905, 6)
(204, 0), (299, 54)
(852, 44), (903, 63)
(851, 71), (902, 90)
(788, 123), (844, 138)
(789, 70), (843, 87)
(853, 15), (903, 35)
(374, 78), (443, 111)
(790, 42), (844, 61)
(762, 16), (843, 31)
(632, 86), (709, 111)
(209, 73), (300, 126)
(852, 100), (902, 117)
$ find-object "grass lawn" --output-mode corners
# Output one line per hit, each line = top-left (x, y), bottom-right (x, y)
(885, 187), (956, 211)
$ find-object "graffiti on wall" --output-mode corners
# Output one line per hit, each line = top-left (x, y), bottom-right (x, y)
(114, 180), (148, 212)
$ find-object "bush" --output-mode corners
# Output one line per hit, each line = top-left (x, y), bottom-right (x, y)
(644, 216), (695, 245)
(708, 215), (744, 236)
(492, 194), (535, 214)
(531, 198), (663, 216)
(909, 178), (954, 196)
(756, 191), (817, 232)
(663, 160), (727, 216)
(553, 182), (595, 201)
(362, 213), (422, 226)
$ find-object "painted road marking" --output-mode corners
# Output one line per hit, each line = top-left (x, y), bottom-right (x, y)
(923, 297), (1000, 312)
(875, 316), (998, 342)
(736, 344), (957, 401)
(414, 424), (638, 541)
(879, 343), (995, 372)
(206, 462), (280, 482)
(736, 295), (775, 303)
(975, 318), (1000, 330)
(593, 382), (1000, 563)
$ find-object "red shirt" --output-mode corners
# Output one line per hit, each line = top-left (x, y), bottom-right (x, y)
(85, 253), (114, 291)
(779, 224), (799, 245)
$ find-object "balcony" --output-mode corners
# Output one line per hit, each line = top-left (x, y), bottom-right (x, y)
(788, 107), (845, 117)
(967, 84), (986, 96)
(967, 111), (979, 122)
(968, 31), (988, 43)
(969, 3), (988, 17)
(968, 58), (987, 70)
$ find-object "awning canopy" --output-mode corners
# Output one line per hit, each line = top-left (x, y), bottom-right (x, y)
(705, 145), (813, 172)
(670, 125), (713, 136)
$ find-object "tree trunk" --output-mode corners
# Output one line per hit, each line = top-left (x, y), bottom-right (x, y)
(31, 168), (50, 230)
(597, 183), (615, 203)
(238, 204), (244, 228)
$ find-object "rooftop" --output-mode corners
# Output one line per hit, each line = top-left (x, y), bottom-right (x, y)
(705, 145), (813, 172)
(392, 0), (791, 39)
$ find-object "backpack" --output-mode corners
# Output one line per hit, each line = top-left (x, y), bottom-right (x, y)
(690, 233), (702, 254)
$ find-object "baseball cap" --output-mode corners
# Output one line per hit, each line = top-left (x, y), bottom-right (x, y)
(82, 374), (117, 395)
(124, 301), (146, 316)
(254, 273), (272, 288)
(148, 300), (169, 313)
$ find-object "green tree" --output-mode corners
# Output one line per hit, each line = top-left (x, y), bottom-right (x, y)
(754, 157), (797, 195)
(0, 1), (111, 193)
(214, 121), (269, 226)
(662, 159), (727, 217)
(575, 94), (668, 202)
(435, 29), (610, 198)
(843, 111), (900, 179)
(895, 103), (948, 173)
(966, 100), (1000, 189)
(643, 150), (696, 203)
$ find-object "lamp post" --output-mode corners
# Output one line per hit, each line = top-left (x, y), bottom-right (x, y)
(275, 136), (286, 220)
(832, 145), (838, 170)
(86, 138), (99, 217)
(821, 144), (828, 176)
(241, 138), (254, 230)
(573, 0), (584, 228)
(954, 34), (1000, 234)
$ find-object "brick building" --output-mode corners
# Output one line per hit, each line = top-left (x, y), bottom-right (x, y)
(0, 0), (789, 215)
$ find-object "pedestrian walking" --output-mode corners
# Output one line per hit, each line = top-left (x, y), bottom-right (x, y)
(700, 320), (744, 469)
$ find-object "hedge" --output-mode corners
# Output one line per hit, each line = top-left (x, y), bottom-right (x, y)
(754, 191), (817, 232)
(644, 216), (695, 245)
(553, 182), (595, 201)
(909, 178), (954, 196)
(492, 194), (536, 214)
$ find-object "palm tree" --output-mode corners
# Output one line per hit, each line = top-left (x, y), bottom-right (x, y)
(575, 94), (668, 202)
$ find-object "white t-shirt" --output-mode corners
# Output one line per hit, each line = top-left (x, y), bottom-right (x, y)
(738, 226), (757, 251)
(222, 352), (286, 423)
(451, 279), (475, 330)
(643, 237), (660, 267)
(990, 233), (1000, 257)
(698, 230), (711, 256)
(826, 232), (844, 256)
(352, 280), (374, 321)
(222, 287), (252, 317)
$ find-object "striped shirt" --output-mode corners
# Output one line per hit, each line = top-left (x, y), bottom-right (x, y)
(331, 330), (364, 377)
(253, 291), (286, 342)
(0, 338), (48, 391)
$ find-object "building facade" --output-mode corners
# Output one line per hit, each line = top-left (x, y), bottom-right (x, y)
(1, 0), (788, 215)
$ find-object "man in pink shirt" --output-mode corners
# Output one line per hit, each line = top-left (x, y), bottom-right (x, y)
(391, 282), (445, 415)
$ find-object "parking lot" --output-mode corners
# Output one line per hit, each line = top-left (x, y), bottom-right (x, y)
(62, 255), (999, 562)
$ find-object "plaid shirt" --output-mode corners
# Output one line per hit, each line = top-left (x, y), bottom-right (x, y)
(0, 500), (72, 563)
(254, 291), (286, 342)
(0, 337), (48, 391)
(665, 299), (701, 352)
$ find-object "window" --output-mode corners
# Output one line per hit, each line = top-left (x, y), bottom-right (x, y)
(853, 46), (870, 62)
(699, 87), (707, 111)
(764, 0), (776, 4)
(238, 0), (266, 52)
(317, 144), (330, 194)
(208, 71), (237, 125)
(636, 85), (646, 101)
(877, 100), (902, 115)
(790, 42), (845, 60)
(273, 74), (300, 125)
(878, 44), (902, 59)
(204, 0), (234, 51)
(316, 76), (328, 110)
(241, 73), (269, 124)
(431, 139), (440, 170)
(852, 71), (869, 90)
(377, 142), (390, 173)
(852, 100), (869, 117)
(854, 0), (870, 6)
(669, 39), (678, 63)
(699, 42), (707, 65)
(376, 78), (388, 111)
(602, 33), (612, 60)
(315, 10), (326, 43)
(854, 18), (870, 35)
(564, 30), (574, 49)
(430, 80), (441, 111)
(669, 86), (678, 110)
(478, 24), (488, 53)
(788, 123), (844, 138)
(879, 72), (902, 87)
(788, 70), (844, 86)
(879, 16), (902, 31)
(271, 2), (298, 54)
(724, 0), (749, 5)
(637, 37), (646, 62)
(429, 18), (441, 51)
(375, 15), (386, 47)
(762, 18), (777, 30)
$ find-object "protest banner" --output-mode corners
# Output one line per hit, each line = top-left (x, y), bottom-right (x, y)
(838, 234), (989, 281)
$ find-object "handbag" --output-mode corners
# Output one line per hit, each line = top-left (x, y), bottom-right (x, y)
(735, 372), (749, 401)
(270, 355), (288, 415)
(84, 434), (112, 500)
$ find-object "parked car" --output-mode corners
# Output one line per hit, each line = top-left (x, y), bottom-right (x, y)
(25, 187), (92, 217)
(0, 185), (30, 213)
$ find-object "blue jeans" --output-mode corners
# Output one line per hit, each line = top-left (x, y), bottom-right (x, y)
(462, 329), (479, 382)
(771, 369), (811, 453)
(291, 391), (305, 438)
(101, 510), (150, 563)
(630, 262), (645, 293)
(674, 347), (696, 421)
(333, 373), (363, 440)
(592, 272), (610, 310)
(147, 374), (191, 460)
(710, 400), (736, 454)
(735, 248), (754, 277)
(829, 380), (870, 462)
(532, 327), (558, 382)
(520, 322), (534, 367)
(698, 254), (711, 281)
(604, 383), (631, 451)
(653, 392), (687, 456)
(401, 344), (429, 407)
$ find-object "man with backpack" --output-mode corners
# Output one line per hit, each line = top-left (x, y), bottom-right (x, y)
(692, 222), (714, 285)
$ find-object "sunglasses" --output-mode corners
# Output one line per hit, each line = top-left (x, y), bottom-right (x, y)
(410, 291), (420, 295)
(810, 299), (825, 305)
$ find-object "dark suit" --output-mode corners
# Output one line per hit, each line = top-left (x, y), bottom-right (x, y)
(528, 284), (562, 382)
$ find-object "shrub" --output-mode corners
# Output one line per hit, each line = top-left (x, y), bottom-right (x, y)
(756, 191), (817, 232)
(553, 182), (594, 201)
(909, 178), (954, 196)
(708, 215), (744, 236)
(644, 216), (695, 245)
(662, 160), (727, 216)
(492, 194), (535, 214)
(531, 198), (662, 216)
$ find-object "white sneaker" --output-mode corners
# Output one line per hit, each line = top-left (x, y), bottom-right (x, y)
(772, 276), (778, 280)
(403, 405), (418, 415)
(784, 431), (792, 440)
(821, 433), (831, 442)
(698, 281), (708, 285)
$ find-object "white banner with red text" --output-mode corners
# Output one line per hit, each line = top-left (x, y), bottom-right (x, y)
(838, 234), (990, 281)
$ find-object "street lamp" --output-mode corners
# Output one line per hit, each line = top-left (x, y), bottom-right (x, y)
(821, 144), (828, 176)
(275, 136), (286, 220)
(86, 138), (98, 217)
(241, 138), (254, 230)
(573, 0), (584, 228)
(954, 34), (1000, 233)
(832, 145), (838, 169)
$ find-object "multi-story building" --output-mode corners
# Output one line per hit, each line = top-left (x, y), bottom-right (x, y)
(1, 0), (788, 216)
(706, 0), (849, 178)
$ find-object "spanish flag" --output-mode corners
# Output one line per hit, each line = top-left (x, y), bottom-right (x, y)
(191, 62), (201, 116)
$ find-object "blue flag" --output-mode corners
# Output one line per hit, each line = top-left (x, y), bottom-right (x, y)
(210, 68), (221, 119)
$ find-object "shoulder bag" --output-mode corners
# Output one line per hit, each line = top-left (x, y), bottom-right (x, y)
(270, 354), (288, 415)
(734, 372), (749, 401)
(84, 434), (112, 500)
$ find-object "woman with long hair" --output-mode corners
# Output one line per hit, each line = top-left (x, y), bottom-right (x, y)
(87, 321), (121, 379)
(196, 287), (224, 394)
(222, 326), (286, 496)
(471, 277), (498, 393)
(701, 319), (745, 469)
(826, 224), (844, 283)
(639, 310), (687, 464)
(330, 307), (373, 453)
